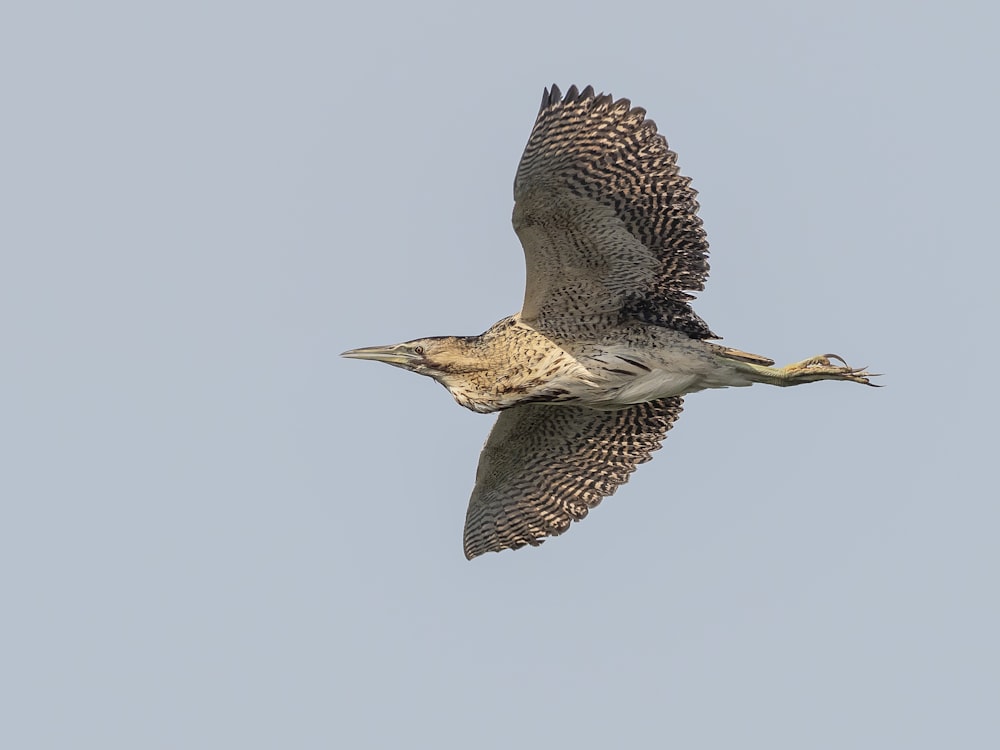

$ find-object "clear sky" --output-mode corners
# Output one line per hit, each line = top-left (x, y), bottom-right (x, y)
(3, 1), (998, 748)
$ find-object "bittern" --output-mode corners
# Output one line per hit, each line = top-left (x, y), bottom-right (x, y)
(344, 84), (877, 559)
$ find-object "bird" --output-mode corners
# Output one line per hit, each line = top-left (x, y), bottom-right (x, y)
(343, 84), (878, 560)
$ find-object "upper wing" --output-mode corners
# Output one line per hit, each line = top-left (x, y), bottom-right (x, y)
(463, 398), (684, 559)
(513, 84), (714, 339)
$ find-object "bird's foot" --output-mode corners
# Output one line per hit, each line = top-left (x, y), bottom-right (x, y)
(773, 353), (880, 387)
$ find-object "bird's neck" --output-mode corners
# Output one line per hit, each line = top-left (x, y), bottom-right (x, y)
(439, 317), (588, 413)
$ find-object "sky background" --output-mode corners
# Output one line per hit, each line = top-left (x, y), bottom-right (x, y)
(3, 1), (999, 748)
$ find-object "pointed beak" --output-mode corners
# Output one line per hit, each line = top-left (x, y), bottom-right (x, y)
(340, 344), (421, 367)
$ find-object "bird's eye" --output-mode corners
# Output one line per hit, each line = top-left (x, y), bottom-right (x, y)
(413, 345), (424, 355)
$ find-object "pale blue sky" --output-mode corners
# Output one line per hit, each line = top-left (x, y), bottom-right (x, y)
(3, 1), (998, 748)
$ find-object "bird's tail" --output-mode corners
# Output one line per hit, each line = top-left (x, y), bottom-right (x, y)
(713, 345), (775, 366)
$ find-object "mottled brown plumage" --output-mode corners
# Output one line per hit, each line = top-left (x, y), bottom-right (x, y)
(463, 399), (684, 558)
(343, 85), (878, 559)
(515, 85), (713, 339)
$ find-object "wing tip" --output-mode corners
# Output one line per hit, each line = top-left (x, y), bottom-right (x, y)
(463, 534), (544, 560)
(536, 84), (656, 134)
(539, 83), (602, 114)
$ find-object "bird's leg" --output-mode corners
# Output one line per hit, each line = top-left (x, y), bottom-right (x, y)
(738, 353), (880, 387)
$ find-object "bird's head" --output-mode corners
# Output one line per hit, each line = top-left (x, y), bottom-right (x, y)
(342, 336), (497, 412)
(341, 336), (484, 381)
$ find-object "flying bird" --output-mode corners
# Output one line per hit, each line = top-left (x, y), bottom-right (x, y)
(343, 84), (877, 559)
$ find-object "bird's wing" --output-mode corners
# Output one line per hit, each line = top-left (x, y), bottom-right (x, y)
(463, 397), (684, 559)
(513, 84), (714, 339)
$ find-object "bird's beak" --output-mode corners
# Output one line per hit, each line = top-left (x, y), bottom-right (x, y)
(340, 344), (421, 367)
